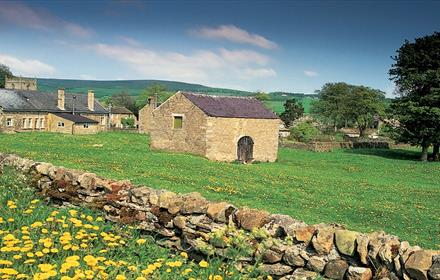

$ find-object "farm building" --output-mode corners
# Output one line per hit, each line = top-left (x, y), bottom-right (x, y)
(147, 91), (280, 162)
(0, 88), (108, 134)
(109, 106), (136, 128)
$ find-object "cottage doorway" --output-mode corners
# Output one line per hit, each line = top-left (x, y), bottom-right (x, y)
(237, 136), (254, 163)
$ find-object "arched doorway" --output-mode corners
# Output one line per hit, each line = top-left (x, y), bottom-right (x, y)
(237, 136), (254, 163)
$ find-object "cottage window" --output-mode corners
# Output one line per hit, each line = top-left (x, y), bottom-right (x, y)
(57, 122), (65, 127)
(100, 117), (105, 125)
(83, 124), (89, 128)
(22, 118), (26, 128)
(40, 118), (45, 128)
(6, 118), (13, 127)
(35, 118), (40, 129)
(173, 115), (183, 129)
(27, 118), (32, 129)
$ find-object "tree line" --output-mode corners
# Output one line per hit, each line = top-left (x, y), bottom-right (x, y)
(280, 31), (440, 161)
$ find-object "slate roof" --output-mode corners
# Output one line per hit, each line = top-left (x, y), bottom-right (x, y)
(53, 113), (99, 124)
(0, 89), (108, 114)
(110, 106), (133, 114)
(181, 92), (279, 119)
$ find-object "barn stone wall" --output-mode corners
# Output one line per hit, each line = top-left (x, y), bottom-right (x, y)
(206, 117), (280, 162)
(138, 105), (155, 133)
(1, 153), (438, 280)
(149, 93), (208, 157)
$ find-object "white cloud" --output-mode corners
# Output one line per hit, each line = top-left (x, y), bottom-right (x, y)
(304, 70), (319, 77)
(116, 36), (142, 47)
(190, 25), (278, 50)
(83, 42), (276, 84)
(0, 54), (55, 77)
(0, 2), (93, 38)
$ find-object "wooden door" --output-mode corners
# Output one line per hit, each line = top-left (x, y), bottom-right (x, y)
(237, 136), (254, 163)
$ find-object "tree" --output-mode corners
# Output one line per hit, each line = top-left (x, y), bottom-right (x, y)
(279, 98), (304, 127)
(0, 64), (13, 88)
(350, 86), (386, 137)
(136, 84), (169, 109)
(111, 92), (138, 116)
(311, 82), (353, 131)
(388, 32), (440, 161)
(311, 82), (385, 136)
(121, 117), (135, 128)
(253, 91), (271, 101)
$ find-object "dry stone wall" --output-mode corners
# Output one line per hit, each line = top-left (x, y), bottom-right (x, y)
(0, 153), (439, 280)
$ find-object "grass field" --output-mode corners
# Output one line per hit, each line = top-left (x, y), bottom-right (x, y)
(264, 98), (313, 114)
(0, 132), (438, 249)
(0, 168), (265, 279)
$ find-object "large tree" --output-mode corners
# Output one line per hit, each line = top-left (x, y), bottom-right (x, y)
(279, 98), (304, 127)
(0, 64), (13, 88)
(135, 83), (170, 109)
(311, 82), (385, 136)
(388, 32), (440, 161)
(111, 92), (138, 116)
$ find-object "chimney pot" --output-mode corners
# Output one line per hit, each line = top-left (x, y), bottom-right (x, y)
(88, 90), (95, 111)
(57, 88), (65, 110)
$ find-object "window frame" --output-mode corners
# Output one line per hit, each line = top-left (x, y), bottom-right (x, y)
(6, 118), (13, 127)
(57, 122), (65, 127)
(172, 114), (184, 129)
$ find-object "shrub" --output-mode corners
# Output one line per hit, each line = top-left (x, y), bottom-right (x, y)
(289, 122), (320, 143)
(121, 117), (135, 128)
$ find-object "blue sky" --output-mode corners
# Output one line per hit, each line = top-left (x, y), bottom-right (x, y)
(0, 0), (439, 95)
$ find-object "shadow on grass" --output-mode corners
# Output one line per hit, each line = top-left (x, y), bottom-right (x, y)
(343, 148), (422, 161)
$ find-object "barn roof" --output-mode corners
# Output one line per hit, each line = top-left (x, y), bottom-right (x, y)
(0, 89), (108, 114)
(181, 92), (279, 119)
(53, 113), (99, 124)
(110, 106), (133, 114)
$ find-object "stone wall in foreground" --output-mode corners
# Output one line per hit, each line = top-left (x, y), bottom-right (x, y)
(0, 153), (439, 280)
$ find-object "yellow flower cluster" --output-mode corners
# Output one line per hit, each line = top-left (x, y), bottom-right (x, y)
(0, 193), (264, 280)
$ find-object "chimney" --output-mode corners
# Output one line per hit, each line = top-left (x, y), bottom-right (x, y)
(88, 90), (94, 111)
(57, 88), (65, 110)
(148, 93), (158, 109)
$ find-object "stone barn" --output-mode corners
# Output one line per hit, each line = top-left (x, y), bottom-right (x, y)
(149, 91), (280, 162)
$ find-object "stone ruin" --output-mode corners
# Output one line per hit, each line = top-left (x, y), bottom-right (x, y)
(0, 153), (439, 280)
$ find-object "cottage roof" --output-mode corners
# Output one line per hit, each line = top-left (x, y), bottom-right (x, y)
(110, 106), (133, 114)
(53, 113), (99, 124)
(0, 89), (108, 114)
(181, 92), (279, 119)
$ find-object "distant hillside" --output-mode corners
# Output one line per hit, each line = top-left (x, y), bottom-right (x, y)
(37, 78), (253, 98)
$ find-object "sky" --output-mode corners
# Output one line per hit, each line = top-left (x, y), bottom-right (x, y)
(0, 0), (439, 96)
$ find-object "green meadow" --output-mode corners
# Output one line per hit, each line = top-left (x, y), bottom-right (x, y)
(0, 132), (438, 249)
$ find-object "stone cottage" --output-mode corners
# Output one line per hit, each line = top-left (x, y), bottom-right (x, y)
(109, 106), (136, 128)
(148, 91), (280, 162)
(0, 88), (109, 134)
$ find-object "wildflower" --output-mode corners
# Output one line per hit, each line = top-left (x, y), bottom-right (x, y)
(199, 260), (209, 268)
(136, 239), (146, 245)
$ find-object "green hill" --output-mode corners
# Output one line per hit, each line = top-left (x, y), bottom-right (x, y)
(37, 78), (253, 98)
